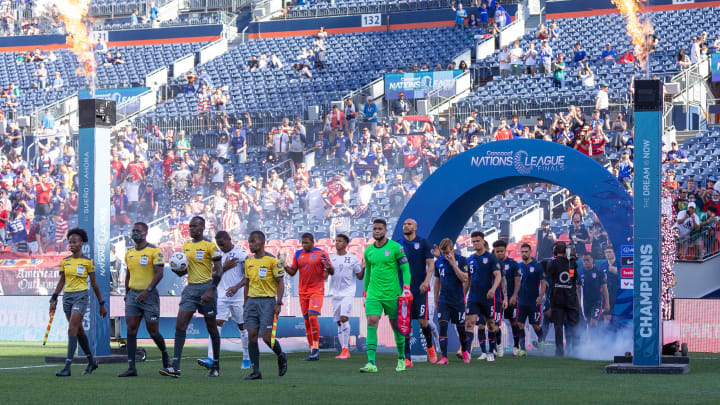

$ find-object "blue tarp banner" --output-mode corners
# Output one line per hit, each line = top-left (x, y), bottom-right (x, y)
(384, 70), (462, 100)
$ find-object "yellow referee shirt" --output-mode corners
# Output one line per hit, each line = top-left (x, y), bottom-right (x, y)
(245, 254), (285, 298)
(184, 239), (221, 284)
(60, 255), (94, 293)
(125, 244), (164, 290)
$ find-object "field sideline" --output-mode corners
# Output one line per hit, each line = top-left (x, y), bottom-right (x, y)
(1, 342), (718, 404)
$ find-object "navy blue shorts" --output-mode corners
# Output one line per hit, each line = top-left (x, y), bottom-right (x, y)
(437, 301), (465, 325)
(467, 297), (500, 325)
(517, 304), (542, 325)
(411, 291), (429, 320)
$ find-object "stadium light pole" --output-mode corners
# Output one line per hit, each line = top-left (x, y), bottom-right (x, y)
(77, 99), (115, 357)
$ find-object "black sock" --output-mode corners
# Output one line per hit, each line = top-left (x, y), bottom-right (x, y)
(421, 326), (433, 349)
(151, 333), (167, 354)
(77, 333), (94, 364)
(438, 321), (449, 358)
(496, 328), (502, 347)
(455, 324), (467, 352)
(127, 333), (137, 370)
(489, 331), (497, 353)
(249, 341), (260, 373)
(536, 326), (544, 342)
(465, 330), (475, 353)
(209, 328), (221, 362)
(512, 324), (521, 348)
(519, 329), (526, 350)
(173, 329), (186, 369)
(65, 336), (78, 370)
(272, 341), (283, 356)
(404, 331), (411, 359)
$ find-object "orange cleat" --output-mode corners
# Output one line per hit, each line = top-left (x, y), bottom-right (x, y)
(335, 349), (351, 359)
(427, 347), (437, 364)
(405, 358), (414, 368)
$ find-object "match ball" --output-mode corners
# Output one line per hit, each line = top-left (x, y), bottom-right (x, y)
(169, 252), (189, 275)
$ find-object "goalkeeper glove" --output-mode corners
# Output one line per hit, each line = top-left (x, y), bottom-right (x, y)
(402, 285), (412, 299)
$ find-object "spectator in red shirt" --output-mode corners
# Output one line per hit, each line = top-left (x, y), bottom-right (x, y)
(126, 154), (145, 182)
(589, 127), (610, 164)
(572, 126), (592, 156)
(322, 172), (350, 207)
(162, 150), (175, 180)
(618, 50), (636, 65)
(34, 172), (54, 216)
(329, 105), (346, 142)
(494, 119), (513, 140)
(224, 173), (241, 208)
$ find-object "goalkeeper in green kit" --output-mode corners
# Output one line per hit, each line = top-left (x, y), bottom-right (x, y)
(360, 219), (412, 373)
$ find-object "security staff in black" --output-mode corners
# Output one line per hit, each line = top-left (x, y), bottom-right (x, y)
(545, 242), (581, 357)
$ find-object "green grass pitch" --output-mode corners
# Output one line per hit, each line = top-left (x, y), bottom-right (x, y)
(1, 342), (718, 404)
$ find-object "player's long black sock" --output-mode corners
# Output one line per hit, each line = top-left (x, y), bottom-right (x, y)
(495, 328), (502, 350)
(404, 331), (411, 360)
(519, 329), (526, 350)
(172, 329), (186, 369)
(208, 328), (220, 363)
(151, 332), (167, 353)
(421, 325), (433, 349)
(127, 333), (137, 370)
(455, 324), (467, 352)
(249, 341), (260, 373)
(438, 321), (449, 358)
(535, 326), (544, 343)
(465, 330), (474, 353)
(272, 341), (283, 356)
(77, 333), (94, 364)
(478, 329), (487, 353)
(488, 331), (497, 354)
(512, 324), (521, 348)
(65, 336), (78, 370)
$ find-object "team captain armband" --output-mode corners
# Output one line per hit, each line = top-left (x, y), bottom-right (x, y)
(397, 256), (408, 265)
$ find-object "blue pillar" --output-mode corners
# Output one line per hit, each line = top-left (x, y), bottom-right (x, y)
(77, 99), (115, 357)
(632, 80), (663, 366)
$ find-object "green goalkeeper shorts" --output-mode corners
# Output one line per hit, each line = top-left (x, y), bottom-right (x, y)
(365, 296), (398, 319)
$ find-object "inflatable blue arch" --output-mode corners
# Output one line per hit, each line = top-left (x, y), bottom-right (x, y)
(392, 139), (634, 320)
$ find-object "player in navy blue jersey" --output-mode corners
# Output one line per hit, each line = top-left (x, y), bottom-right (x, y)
(579, 253), (609, 341)
(492, 240), (522, 357)
(433, 238), (469, 364)
(516, 243), (547, 354)
(398, 218), (437, 365)
(465, 231), (502, 362)
(600, 245), (618, 324)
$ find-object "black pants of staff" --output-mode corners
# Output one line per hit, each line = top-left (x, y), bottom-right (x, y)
(551, 305), (579, 357)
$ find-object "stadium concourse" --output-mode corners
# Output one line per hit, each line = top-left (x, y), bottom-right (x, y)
(0, 0), (719, 366)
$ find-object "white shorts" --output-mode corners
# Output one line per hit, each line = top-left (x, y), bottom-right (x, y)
(332, 296), (353, 322)
(217, 299), (244, 324)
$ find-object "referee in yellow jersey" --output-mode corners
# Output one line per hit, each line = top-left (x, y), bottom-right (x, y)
(49, 228), (107, 377)
(119, 222), (169, 377)
(243, 230), (288, 380)
(160, 216), (223, 378)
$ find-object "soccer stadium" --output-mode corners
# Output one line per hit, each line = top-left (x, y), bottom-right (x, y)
(2, 0), (720, 402)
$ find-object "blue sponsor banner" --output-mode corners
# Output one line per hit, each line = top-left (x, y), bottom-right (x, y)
(78, 87), (149, 104)
(78, 126), (112, 357)
(632, 110), (662, 366)
(712, 53), (720, 82)
(384, 70), (463, 100)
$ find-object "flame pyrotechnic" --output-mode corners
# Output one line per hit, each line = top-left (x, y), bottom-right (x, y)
(611, 0), (654, 71)
(35, 0), (97, 93)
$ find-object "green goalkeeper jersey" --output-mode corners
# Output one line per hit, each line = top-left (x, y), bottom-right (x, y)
(363, 239), (411, 300)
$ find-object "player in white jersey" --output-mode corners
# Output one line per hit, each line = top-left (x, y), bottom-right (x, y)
(198, 231), (250, 369)
(328, 234), (364, 359)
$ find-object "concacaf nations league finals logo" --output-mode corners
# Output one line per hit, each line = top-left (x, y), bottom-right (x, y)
(471, 150), (566, 174)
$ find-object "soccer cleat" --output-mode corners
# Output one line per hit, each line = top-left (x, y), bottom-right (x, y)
(456, 348), (463, 360)
(427, 347), (437, 364)
(487, 353), (495, 362)
(83, 362), (98, 375)
(56, 368), (71, 377)
(462, 351), (471, 364)
(159, 366), (181, 378)
(207, 367), (220, 377)
(197, 357), (213, 369)
(359, 362), (378, 373)
(497, 348), (504, 358)
(278, 352), (288, 377)
(118, 368), (138, 377)
(405, 358), (414, 368)
(518, 349), (527, 357)
(437, 357), (449, 365)
(396, 359), (406, 372)
(244, 372), (262, 380)
(241, 359), (251, 369)
(336, 349), (351, 359)
(477, 353), (488, 360)
(512, 347), (520, 357)
(304, 349), (320, 361)
(162, 352), (170, 369)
